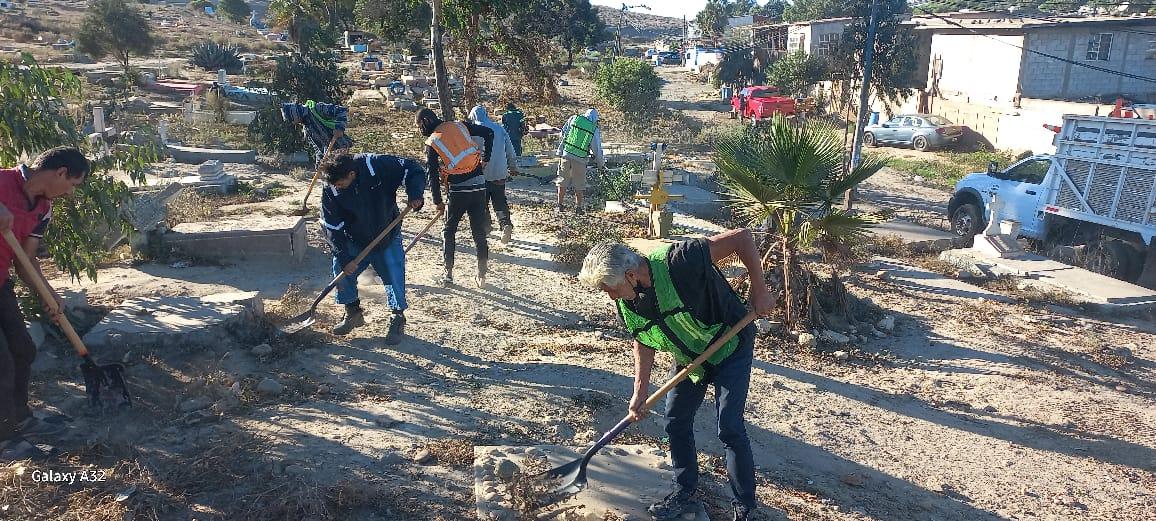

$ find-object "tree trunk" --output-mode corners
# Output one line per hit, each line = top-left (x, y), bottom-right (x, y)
(566, 46), (574, 70)
(464, 14), (479, 109)
(782, 238), (795, 330)
(429, 0), (454, 121)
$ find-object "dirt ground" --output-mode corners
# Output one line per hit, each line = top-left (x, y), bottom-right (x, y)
(3, 38), (1156, 521)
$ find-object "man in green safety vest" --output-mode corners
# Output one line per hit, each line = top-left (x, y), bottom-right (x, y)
(578, 229), (774, 521)
(554, 108), (605, 213)
(281, 100), (355, 165)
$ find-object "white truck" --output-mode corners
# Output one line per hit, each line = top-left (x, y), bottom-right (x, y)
(947, 114), (1156, 287)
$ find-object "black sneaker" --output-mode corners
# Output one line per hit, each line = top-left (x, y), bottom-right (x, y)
(332, 305), (365, 335)
(648, 488), (699, 520)
(384, 313), (406, 345)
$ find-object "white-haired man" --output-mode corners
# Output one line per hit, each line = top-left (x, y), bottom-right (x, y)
(577, 229), (774, 521)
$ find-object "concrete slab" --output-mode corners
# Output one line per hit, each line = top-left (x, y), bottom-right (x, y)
(166, 144), (257, 164)
(869, 219), (962, 252)
(939, 250), (1156, 311)
(166, 216), (309, 264)
(473, 444), (708, 521)
(868, 258), (1014, 304)
(81, 291), (264, 354)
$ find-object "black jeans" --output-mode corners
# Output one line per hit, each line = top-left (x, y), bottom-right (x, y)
(443, 188), (489, 276)
(664, 329), (756, 509)
(486, 180), (513, 230)
(0, 280), (35, 441)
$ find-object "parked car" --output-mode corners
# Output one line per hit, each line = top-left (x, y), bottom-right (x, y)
(656, 51), (681, 65)
(864, 114), (963, 151)
(730, 86), (796, 124)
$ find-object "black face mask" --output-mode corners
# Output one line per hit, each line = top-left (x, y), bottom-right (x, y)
(630, 278), (658, 318)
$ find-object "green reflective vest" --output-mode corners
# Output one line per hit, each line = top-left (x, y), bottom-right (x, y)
(617, 244), (740, 384)
(562, 115), (595, 159)
(305, 100), (337, 130)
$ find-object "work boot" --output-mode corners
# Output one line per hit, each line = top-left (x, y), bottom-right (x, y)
(647, 488), (699, 520)
(436, 269), (454, 287)
(332, 302), (365, 335)
(384, 312), (406, 345)
(501, 224), (513, 245)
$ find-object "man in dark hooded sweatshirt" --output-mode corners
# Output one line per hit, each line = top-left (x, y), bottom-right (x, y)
(319, 152), (426, 343)
(415, 108), (494, 288)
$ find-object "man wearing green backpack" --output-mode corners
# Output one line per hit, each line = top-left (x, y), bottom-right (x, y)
(554, 108), (605, 213)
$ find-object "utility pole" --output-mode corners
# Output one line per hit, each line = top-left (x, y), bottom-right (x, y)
(846, 0), (880, 211)
(430, 0), (454, 121)
(616, 3), (649, 56)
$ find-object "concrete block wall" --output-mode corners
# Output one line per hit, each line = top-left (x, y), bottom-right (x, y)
(1021, 25), (1156, 102)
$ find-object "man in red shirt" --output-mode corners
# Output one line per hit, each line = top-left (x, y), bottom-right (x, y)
(0, 147), (89, 461)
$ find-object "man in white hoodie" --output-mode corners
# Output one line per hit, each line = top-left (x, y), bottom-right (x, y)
(468, 105), (519, 244)
(555, 108), (606, 213)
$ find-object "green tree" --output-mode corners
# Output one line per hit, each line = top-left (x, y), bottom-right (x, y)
(753, 0), (787, 20)
(782, 0), (848, 23)
(559, 0), (608, 69)
(594, 58), (661, 120)
(75, 0), (156, 71)
(715, 116), (885, 328)
(695, 0), (730, 40)
(219, 0), (252, 23)
(0, 54), (153, 282)
(836, 0), (917, 113)
(189, 0), (212, 12)
(715, 46), (765, 89)
(766, 51), (828, 96)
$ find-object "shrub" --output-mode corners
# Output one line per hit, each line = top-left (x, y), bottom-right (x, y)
(765, 51), (828, 97)
(595, 162), (637, 203)
(219, 0), (252, 24)
(594, 58), (661, 120)
(190, 41), (243, 73)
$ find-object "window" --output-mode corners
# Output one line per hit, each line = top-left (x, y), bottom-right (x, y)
(816, 32), (839, 57)
(925, 115), (953, 126)
(1086, 33), (1113, 61)
(901, 117), (919, 127)
(787, 33), (805, 53)
(1003, 159), (1050, 185)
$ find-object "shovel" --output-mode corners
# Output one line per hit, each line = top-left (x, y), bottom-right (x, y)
(278, 205), (412, 335)
(404, 207), (444, 254)
(538, 310), (758, 500)
(293, 134), (340, 216)
(2, 230), (131, 408)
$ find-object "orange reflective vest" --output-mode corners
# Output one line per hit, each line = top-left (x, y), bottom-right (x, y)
(426, 121), (481, 183)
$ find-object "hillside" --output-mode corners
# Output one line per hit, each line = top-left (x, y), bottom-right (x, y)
(595, 5), (686, 40)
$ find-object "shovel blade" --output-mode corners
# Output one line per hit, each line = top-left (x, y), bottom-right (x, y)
(538, 458), (588, 500)
(80, 361), (132, 408)
(278, 311), (316, 336)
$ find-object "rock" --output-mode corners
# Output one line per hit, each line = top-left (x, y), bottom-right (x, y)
(179, 397), (212, 413)
(1054, 495), (1079, 507)
(1115, 384), (1128, 392)
(754, 319), (773, 335)
(797, 332), (817, 349)
(252, 343), (273, 356)
(820, 330), (850, 345)
(839, 473), (866, 487)
(413, 448), (434, 464)
(550, 423), (575, 440)
(483, 491), (500, 501)
(833, 350), (850, 361)
(256, 378), (284, 396)
(379, 451), (404, 466)
(229, 381), (243, 396)
(877, 316), (896, 332)
(284, 464), (307, 477)
(495, 459), (519, 481)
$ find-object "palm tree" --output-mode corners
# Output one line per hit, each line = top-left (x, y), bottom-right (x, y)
(715, 115), (886, 330)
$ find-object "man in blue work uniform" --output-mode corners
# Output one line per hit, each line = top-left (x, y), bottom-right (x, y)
(319, 152), (426, 344)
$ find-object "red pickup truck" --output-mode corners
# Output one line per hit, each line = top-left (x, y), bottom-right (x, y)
(731, 86), (796, 124)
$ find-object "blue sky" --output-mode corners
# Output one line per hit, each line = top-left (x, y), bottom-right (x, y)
(590, 0), (708, 20)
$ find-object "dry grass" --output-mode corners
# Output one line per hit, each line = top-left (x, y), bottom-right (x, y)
(352, 382), (394, 403)
(165, 190), (215, 228)
(505, 454), (572, 520)
(426, 438), (475, 469)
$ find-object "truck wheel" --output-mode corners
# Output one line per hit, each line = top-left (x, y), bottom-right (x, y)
(1085, 240), (1138, 281)
(913, 135), (930, 152)
(950, 204), (983, 238)
(863, 132), (876, 147)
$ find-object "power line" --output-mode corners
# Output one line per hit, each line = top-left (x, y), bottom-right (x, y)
(917, 8), (1156, 83)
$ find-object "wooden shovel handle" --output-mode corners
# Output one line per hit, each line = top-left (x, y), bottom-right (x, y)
(333, 205), (412, 284)
(1, 230), (89, 358)
(404, 207), (444, 254)
(302, 134), (341, 209)
(642, 310), (758, 410)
